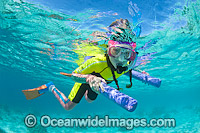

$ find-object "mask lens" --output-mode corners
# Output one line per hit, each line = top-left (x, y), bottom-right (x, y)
(129, 51), (137, 61)
(110, 47), (121, 57)
(119, 48), (132, 59)
(109, 46), (137, 61)
(123, 50), (132, 59)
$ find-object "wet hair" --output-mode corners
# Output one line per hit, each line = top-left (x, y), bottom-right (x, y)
(108, 18), (135, 43)
(109, 19), (130, 28)
(109, 27), (135, 43)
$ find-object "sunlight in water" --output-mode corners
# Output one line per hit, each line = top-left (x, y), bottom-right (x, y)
(0, 0), (200, 132)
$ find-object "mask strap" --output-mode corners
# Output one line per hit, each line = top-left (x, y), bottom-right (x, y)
(111, 70), (121, 90)
(106, 54), (122, 90)
(126, 69), (133, 88)
(130, 69), (132, 85)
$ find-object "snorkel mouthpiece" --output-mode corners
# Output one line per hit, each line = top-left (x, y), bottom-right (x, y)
(116, 65), (128, 74)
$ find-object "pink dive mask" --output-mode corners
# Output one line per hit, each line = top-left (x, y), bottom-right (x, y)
(108, 40), (137, 61)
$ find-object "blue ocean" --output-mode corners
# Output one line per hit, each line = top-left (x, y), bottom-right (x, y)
(0, 0), (200, 132)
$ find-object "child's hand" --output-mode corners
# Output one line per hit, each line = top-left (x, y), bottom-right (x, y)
(86, 75), (106, 94)
(142, 71), (149, 76)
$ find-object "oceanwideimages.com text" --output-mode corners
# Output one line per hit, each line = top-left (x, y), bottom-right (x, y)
(24, 114), (176, 129)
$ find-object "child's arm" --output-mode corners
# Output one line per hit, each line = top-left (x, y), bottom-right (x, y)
(133, 67), (150, 76)
(60, 72), (91, 83)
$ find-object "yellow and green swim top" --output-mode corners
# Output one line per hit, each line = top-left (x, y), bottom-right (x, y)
(68, 54), (130, 103)
(73, 54), (129, 82)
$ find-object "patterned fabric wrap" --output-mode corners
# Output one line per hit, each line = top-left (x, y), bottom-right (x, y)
(100, 82), (137, 112)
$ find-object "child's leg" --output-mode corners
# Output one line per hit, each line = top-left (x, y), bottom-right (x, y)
(84, 85), (98, 103)
(68, 83), (98, 104)
(84, 90), (94, 103)
(52, 87), (77, 110)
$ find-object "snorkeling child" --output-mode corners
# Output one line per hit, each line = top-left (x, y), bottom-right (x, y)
(22, 19), (139, 111)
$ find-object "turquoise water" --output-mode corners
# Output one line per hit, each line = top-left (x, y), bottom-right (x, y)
(0, 0), (200, 132)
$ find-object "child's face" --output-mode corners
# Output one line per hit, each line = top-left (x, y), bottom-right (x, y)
(109, 55), (128, 68)
(108, 45), (133, 67)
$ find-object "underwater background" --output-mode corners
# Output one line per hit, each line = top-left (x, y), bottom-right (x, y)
(0, 0), (200, 132)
